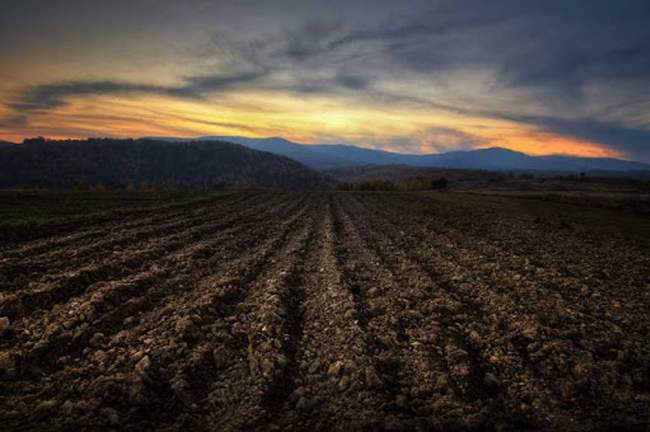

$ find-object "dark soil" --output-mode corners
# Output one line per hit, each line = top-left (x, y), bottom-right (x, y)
(0, 192), (648, 431)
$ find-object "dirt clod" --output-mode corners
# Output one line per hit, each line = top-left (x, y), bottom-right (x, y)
(0, 191), (648, 431)
(0, 316), (10, 336)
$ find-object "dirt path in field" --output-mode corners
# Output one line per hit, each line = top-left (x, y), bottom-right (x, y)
(0, 192), (648, 431)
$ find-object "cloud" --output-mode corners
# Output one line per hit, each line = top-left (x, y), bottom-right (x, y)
(5, 48), (374, 120)
(2, 0), (649, 161)
(381, 126), (483, 154)
(0, 114), (27, 128)
(413, 126), (483, 153)
(514, 115), (650, 163)
(8, 69), (269, 114)
(10, 81), (179, 112)
(176, 69), (269, 96)
(334, 72), (370, 90)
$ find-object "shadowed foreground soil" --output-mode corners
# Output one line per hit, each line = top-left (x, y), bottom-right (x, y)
(0, 192), (648, 431)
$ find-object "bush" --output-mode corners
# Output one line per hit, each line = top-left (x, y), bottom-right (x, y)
(94, 181), (108, 192)
(138, 181), (155, 192)
(399, 176), (449, 191)
(74, 183), (91, 192)
(338, 180), (396, 191)
(430, 177), (448, 190)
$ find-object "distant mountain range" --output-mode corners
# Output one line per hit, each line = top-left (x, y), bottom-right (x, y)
(0, 138), (327, 189)
(149, 135), (650, 172)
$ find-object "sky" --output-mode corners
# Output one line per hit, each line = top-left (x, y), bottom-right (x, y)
(1, 0), (650, 162)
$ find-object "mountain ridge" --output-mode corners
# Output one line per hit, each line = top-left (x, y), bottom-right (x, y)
(146, 135), (650, 172)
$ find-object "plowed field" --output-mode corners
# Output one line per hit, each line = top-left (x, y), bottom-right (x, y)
(1, 192), (648, 431)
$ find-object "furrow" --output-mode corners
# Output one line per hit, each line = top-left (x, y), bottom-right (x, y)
(339, 194), (493, 428)
(332, 195), (475, 423)
(0, 191), (250, 259)
(0, 192), (263, 290)
(0, 193), (310, 429)
(374, 193), (649, 340)
(77, 194), (312, 429)
(267, 194), (390, 431)
(4, 194), (298, 353)
(362, 192), (649, 427)
(206, 199), (316, 431)
(0, 194), (292, 320)
(354, 193), (566, 428)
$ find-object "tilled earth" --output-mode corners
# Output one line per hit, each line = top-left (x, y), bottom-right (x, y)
(0, 192), (648, 431)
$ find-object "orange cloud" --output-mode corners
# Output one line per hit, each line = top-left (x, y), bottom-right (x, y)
(480, 126), (622, 158)
(0, 88), (621, 161)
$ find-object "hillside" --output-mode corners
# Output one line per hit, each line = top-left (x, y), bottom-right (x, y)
(151, 136), (650, 172)
(0, 138), (328, 189)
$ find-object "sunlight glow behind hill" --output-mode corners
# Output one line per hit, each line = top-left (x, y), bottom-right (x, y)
(0, 1), (648, 162)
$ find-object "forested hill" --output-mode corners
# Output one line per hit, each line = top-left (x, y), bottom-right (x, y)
(0, 138), (329, 189)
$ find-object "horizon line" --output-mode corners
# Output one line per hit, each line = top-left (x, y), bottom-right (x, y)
(2, 134), (647, 164)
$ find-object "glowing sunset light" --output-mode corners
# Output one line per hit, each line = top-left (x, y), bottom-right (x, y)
(0, 1), (648, 162)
